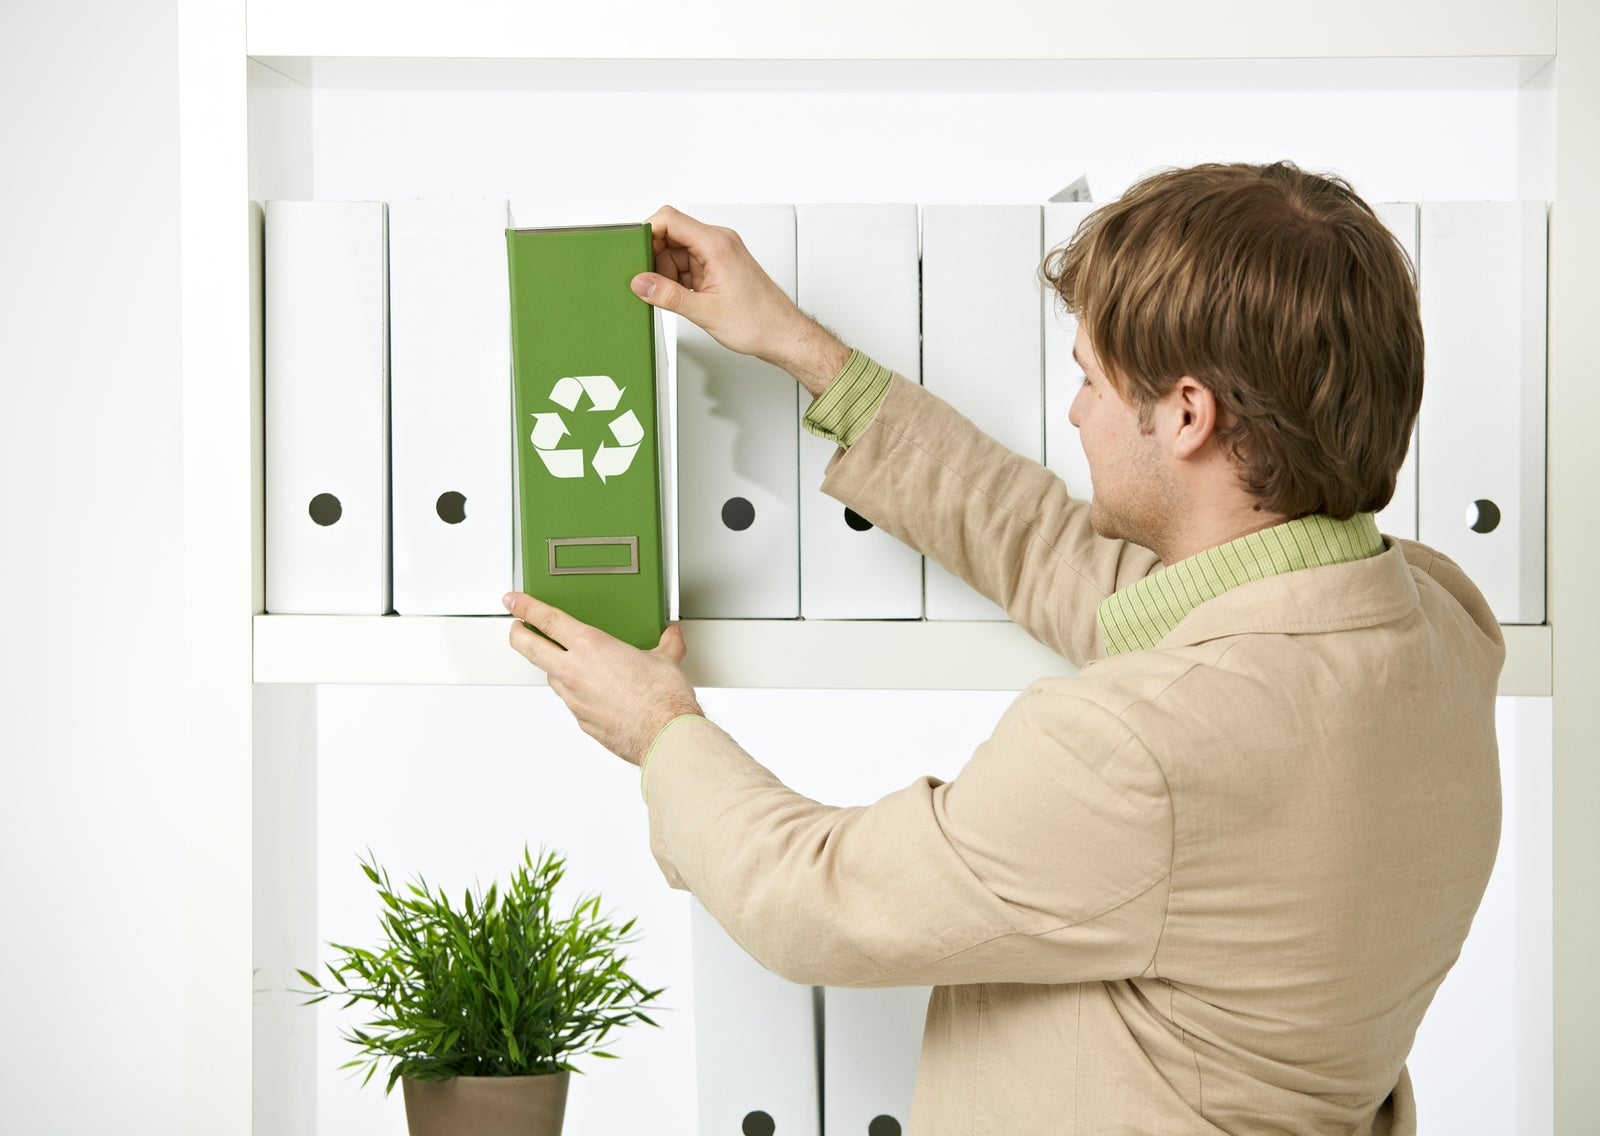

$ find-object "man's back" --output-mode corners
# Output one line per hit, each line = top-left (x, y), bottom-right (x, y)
(1113, 543), (1498, 1129)
(831, 379), (1504, 1133)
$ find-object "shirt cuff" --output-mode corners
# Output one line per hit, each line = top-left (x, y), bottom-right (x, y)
(639, 714), (705, 802)
(802, 350), (893, 449)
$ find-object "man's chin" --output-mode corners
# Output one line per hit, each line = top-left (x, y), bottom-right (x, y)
(1089, 503), (1155, 553)
(1088, 501), (1120, 542)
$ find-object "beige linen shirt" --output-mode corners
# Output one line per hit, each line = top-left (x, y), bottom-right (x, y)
(645, 373), (1504, 1135)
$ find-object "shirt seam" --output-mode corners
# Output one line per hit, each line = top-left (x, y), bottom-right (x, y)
(1127, 641), (1240, 1129)
(847, 872), (1171, 989)
(1075, 648), (1238, 984)
(1165, 603), (1419, 647)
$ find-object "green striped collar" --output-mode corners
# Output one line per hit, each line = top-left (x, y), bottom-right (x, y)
(1096, 513), (1385, 656)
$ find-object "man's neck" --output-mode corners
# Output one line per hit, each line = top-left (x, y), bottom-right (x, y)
(1155, 505), (1290, 565)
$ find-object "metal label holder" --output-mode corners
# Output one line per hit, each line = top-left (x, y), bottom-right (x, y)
(547, 535), (641, 576)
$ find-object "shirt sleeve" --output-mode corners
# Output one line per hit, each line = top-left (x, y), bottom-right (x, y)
(803, 350), (894, 448)
(644, 689), (1172, 988)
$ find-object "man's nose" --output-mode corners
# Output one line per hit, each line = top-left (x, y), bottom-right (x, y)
(1068, 381), (1086, 428)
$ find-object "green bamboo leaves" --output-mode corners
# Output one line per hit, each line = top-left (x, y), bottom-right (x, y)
(297, 846), (663, 1094)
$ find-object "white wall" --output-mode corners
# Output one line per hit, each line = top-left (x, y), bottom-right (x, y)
(1410, 697), (1554, 1136)
(0, 2), (184, 1134)
(310, 82), (1529, 208)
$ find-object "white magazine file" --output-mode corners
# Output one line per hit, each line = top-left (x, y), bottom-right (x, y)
(676, 204), (801, 618)
(388, 198), (513, 614)
(264, 200), (390, 614)
(920, 204), (1044, 621)
(690, 899), (820, 1136)
(1418, 201), (1547, 623)
(796, 203), (924, 620)
(823, 985), (929, 1136)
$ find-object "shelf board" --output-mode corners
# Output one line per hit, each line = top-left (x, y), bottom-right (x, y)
(253, 615), (1551, 695)
(245, 0), (1554, 63)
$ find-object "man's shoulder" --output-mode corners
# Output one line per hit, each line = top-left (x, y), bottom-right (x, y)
(1040, 541), (1503, 722)
(1361, 536), (1506, 662)
(1386, 535), (1502, 626)
(1144, 539), (1502, 657)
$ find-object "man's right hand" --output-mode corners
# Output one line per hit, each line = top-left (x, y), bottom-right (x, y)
(631, 206), (852, 397)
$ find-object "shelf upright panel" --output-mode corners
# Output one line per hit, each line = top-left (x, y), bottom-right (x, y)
(1550, 0), (1600, 1127)
(179, 0), (254, 1132)
(244, 48), (323, 1136)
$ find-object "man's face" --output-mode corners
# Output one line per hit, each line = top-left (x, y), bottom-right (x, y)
(1067, 327), (1172, 552)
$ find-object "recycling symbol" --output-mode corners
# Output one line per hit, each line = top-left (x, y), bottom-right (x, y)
(529, 374), (643, 485)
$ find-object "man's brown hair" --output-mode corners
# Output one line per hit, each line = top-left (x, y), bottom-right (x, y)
(1041, 161), (1423, 520)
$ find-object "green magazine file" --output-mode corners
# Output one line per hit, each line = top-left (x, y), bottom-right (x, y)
(507, 224), (667, 649)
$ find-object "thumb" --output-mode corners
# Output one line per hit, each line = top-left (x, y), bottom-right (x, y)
(631, 272), (708, 323)
(652, 623), (688, 664)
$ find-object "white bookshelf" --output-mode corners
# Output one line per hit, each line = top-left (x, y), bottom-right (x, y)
(178, 1), (1600, 1132)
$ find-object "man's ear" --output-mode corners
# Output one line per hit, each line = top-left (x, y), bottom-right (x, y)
(1169, 376), (1219, 460)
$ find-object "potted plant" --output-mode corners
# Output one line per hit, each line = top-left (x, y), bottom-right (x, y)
(298, 846), (664, 1136)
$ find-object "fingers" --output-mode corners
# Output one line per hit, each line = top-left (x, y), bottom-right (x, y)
(508, 618), (564, 673)
(502, 591), (585, 662)
(645, 206), (742, 281)
(501, 592), (699, 764)
(503, 590), (573, 638)
(655, 243), (698, 287)
(646, 205), (716, 251)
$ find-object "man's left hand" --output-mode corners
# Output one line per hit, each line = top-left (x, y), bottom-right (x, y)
(503, 592), (702, 766)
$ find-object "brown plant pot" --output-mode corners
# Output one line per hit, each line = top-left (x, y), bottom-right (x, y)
(402, 1071), (570, 1136)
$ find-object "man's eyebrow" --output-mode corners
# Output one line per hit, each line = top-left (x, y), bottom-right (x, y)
(1071, 344), (1086, 373)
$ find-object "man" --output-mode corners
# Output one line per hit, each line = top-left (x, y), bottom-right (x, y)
(503, 162), (1503, 1135)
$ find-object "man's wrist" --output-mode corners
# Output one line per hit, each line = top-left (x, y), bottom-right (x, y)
(766, 317), (852, 397)
(631, 697), (704, 768)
